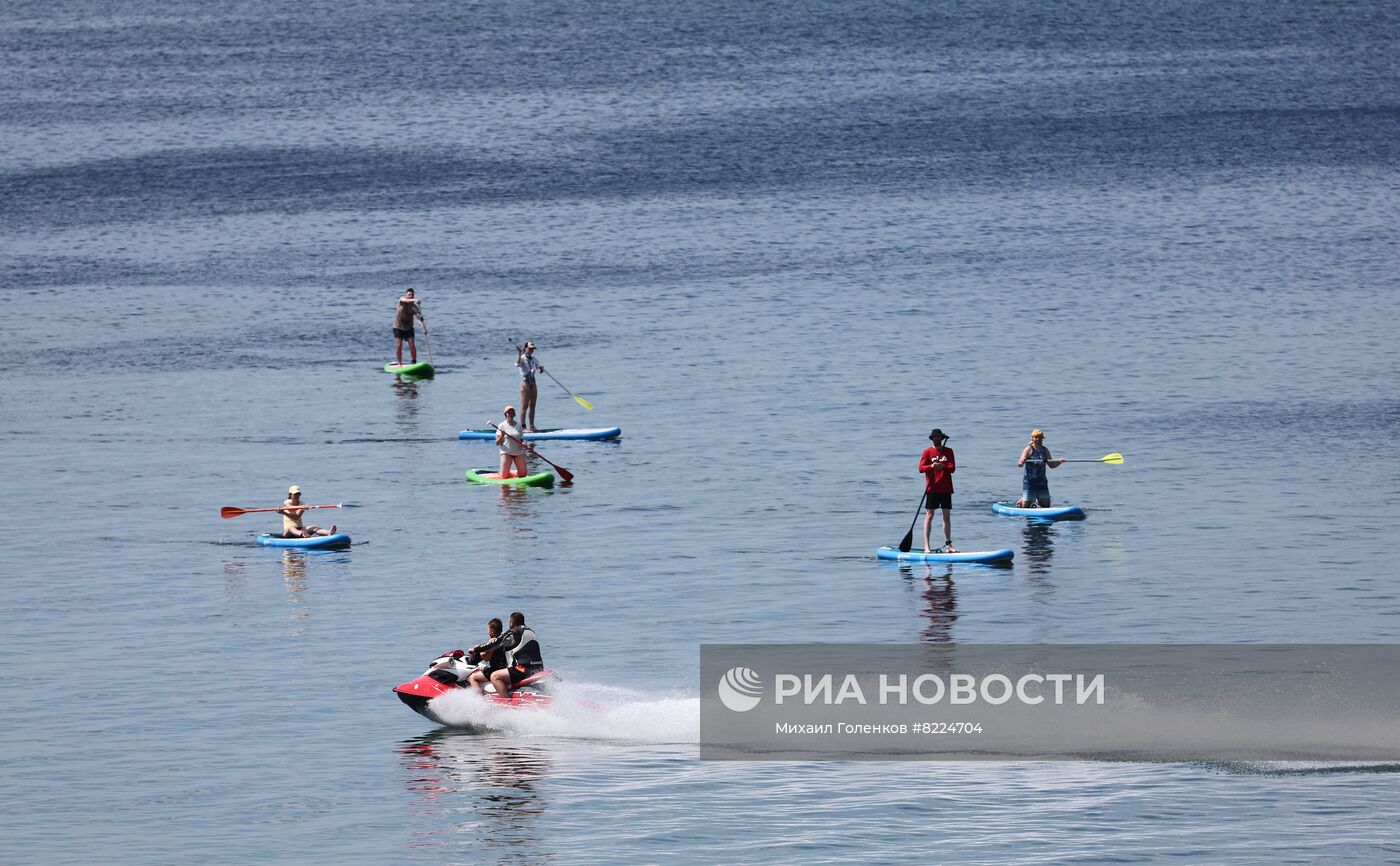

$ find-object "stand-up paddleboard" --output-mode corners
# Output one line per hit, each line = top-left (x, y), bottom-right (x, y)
(465, 468), (555, 488)
(257, 532), (352, 549)
(991, 502), (1085, 520)
(457, 427), (620, 441)
(877, 546), (1013, 564)
(385, 361), (435, 377)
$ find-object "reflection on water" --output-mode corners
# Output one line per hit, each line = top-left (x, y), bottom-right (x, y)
(398, 730), (552, 862)
(490, 468), (558, 544)
(1021, 522), (1057, 574)
(899, 564), (960, 670)
(391, 376), (420, 429)
(281, 551), (309, 633)
(280, 550), (307, 585)
(919, 567), (958, 645)
(496, 483), (534, 519)
(222, 549), (351, 637)
(222, 559), (246, 603)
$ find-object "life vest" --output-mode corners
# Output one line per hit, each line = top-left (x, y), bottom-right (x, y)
(505, 625), (544, 672)
(1023, 445), (1049, 484)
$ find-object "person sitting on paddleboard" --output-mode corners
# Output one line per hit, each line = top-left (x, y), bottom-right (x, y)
(920, 428), (957, 554)
(489, 611), (545, 696)
(278, 485), (335, 537)
(1016, 429), (1064, 507)
(393, 288), (426, 367)
(515, 341), (543, 432)
(496, 405), (528, 478)
(466, 617), (507, 692)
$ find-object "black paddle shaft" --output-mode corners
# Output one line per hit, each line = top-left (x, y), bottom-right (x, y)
(898, 491), (928, 552)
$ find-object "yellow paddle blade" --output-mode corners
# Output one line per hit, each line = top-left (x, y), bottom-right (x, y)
(1100, 453), (1124, 464)
(572, 394), (594, 411)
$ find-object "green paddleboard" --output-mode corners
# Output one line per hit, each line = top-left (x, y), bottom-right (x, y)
(385, 361), (434, 377)
(465, 468), (555, 488)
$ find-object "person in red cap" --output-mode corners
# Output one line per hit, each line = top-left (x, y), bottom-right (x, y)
(919, 429), (956, 553)
(495, 406), (528, 478)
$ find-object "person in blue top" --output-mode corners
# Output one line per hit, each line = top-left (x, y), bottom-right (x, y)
(1016, 429), (1064, 507)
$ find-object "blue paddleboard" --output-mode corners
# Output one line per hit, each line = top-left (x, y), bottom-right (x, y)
(991, 502), (1086, 520)
(257, 533), (352, 549)
(876, 546), (1014, 564)
(457, 427), (621, 441)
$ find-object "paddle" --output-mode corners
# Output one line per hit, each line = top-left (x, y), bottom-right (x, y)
(897, 491), (928, 553)
(490, 422), (575, 484)
(512, 339), (593, 410)
(221, 503), (341, 519)
(420, 317), (433, 366)
(1060, 453), (1124, 464)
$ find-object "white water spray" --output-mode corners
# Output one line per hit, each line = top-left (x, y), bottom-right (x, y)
(428, 681), (700, 743)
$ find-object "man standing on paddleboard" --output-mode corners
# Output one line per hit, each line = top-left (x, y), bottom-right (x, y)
(393, 288), (426, 367)
(1016, 429), (1064, 507)
(278, 485), (336, 538)
(920, 429), (957, 554)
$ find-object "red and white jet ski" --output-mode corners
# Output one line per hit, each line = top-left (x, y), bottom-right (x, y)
(394, 649), (558, 723)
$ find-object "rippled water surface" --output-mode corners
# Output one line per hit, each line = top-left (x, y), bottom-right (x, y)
(3, 0), (1400, 862)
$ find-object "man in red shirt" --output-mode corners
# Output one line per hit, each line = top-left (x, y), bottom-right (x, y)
(919, 428), (956, 553)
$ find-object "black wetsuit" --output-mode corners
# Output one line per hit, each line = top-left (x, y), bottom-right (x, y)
(468, 641), (507, 672)
(502, 626), (544, 674)
(476, 625), (544, 687)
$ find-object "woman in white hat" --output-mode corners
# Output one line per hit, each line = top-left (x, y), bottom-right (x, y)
(515, 341), (543, 432)
(278, 485), (335, 537)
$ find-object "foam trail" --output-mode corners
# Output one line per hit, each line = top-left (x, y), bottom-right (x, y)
(429, 681), (699, 743)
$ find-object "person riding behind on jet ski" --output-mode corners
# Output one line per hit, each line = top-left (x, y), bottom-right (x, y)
(465, 617), (506, 692)
(466, 611), (544, 695)
(494, 612), (545, 696)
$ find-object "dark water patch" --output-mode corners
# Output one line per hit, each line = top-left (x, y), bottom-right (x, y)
(0, 147), (553, 227)
(5, 0), (1395, 100)
(1211, 761), (1400, 776)
(4, 315), (555, 373)
(8, 101), (1400, 230)
(1163, 398), (1400, 438)
(330, 437), (445, 445)
(0, 257), (218, 288)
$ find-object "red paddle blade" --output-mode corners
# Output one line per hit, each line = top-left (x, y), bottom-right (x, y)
(554, 466), (575, 484)
(219, 503), (338, 518)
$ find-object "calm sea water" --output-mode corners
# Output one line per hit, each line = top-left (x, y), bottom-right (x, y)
(3, 0), (1400, 862)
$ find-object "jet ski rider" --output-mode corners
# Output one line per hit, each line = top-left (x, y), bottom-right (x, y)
(468, 611), (545, 695)
(465, 617), (506, 692)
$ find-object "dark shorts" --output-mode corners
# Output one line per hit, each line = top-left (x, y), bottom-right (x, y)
(925, 492), (952, 510)
(1022, 480), (1050, 499)
(508, 666), (537, 686)
(393, 327), (414, 340)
